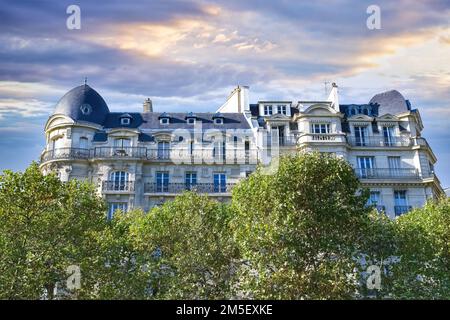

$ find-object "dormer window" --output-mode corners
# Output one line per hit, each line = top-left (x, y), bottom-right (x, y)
(119, 113), (132, 126)
(185, 112), (197, 125)
(158, 112), (170, 125)
(212, 113), (224, 125)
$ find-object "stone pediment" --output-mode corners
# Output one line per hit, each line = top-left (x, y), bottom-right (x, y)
(377, 113), (399, 121)
(348, 114), (373, 121)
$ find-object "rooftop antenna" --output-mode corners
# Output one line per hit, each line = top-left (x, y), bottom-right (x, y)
(84, 77), (88, 86)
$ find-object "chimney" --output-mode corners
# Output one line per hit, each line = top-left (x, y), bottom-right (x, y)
(327, 83), (339, 111)
(143, 98), (153, 113)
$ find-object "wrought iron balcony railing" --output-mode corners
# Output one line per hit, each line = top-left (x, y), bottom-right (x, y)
(354, 168), (420, 179)
(144, 182), (236, 194)
(347, 136), (411, 147)
(102, 180), (135, 192)
(394, 205), (412, 216)
(93, 147), (147, 159)
(297, 133), (347, 144)
(40, 148), (90, 162)
(41, 147), (258, 164)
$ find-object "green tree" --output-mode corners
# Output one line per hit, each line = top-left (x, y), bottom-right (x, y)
(0, 163), (107, 299)
(131, 192), (239, 299)
(231, 152), (372, 299)
(389, 198), (450, 299)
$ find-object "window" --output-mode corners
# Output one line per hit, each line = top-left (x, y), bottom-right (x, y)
(388, 156), (401, 176)
(157, 141), (170, 159)
(79, 137), (88, 149)
(160, 118), (169, 125)
(264, 105), (273, 116)
(156, 172), (169, 192)
(213, 141), (226, 161)
(187, 118), (195, 124)
(312, 123), (330, 134)
(121, 117), (131, 125)
(213, 173), (226, 193)
(189, 141), (194, 155)
(357, 156), (374, 178)
(368, 191), (380, 205)
(354, 126), (367, 146)
(114, 138), (131, 149)
(108, 202), (128, 220)
(185, 172), (197, 190)
(394, 190), (408, 216)
(277, 105), (287, 115)
(109, 171), (129, 191)
(383, 126), (395, 146)
(214, 118), (223, 125)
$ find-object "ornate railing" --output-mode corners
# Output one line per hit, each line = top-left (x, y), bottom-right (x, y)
(347, 136), (411, 147)
(354, 168), (420, 179)
(40, 148), (90, 162)
(93, 147), (147, 159)
(394, 205), (412, 216)
(41, 147), (257, 164)
(297, 133), (347, 144)
(144, 182), (236, 194)
(102, 180), (135, 192)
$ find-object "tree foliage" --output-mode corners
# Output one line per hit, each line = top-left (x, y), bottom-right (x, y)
(1, 157), (449, 299)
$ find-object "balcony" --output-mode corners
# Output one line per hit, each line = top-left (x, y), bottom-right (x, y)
(266, 134), (298, 147)
(355, 168), (420, 180)
(297, 133), (347, 144)
(102, 180), (135, 192)
(394, 205), (412, 216)
(347, 136), (410, 147)
(146, 148), (257, 164)
(93, 147), (147, 159)
(40, 148), (90, 162)
(144, 182), (236, 194)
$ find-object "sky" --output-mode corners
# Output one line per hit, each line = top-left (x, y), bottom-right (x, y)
(0, 0), (449, 187)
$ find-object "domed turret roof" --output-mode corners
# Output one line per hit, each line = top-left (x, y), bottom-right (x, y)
(53, 84), (110, 125)
(369, 90), (409, 115)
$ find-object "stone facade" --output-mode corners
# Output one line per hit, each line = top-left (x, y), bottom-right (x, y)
(40, 83), (444, 219)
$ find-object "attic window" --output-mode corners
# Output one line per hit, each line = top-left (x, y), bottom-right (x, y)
(160, 118), (169, 125)
(187, 118), (195, 125)
(214, 118), (223, 125)
(121, 118), (131, 126)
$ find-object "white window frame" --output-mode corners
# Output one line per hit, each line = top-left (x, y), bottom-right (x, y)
(160, 118), (169, 125)
(120, 117), (131, 125)
(312, 123), (330, 134)
(264, 105), (273, 116)
(108, 202), (128, 220)
(277, 105), (287, 115)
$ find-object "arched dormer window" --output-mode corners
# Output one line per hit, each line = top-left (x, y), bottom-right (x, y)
(119, 113), (132, 126)
(212, 112), (224, 125)
(159, 112), (170, 125)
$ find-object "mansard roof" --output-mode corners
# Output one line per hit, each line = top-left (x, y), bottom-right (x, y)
(102, 112), (251, 130)
(369, 90), (410, 115)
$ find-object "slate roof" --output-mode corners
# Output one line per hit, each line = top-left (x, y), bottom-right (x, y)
(53, 84), (110, 125)
(102, 112), (251, 130)
(369, 90), (410, 115)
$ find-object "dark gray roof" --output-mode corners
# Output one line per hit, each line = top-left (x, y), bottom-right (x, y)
(102, 112), (251, 130)
(53, 85), (110, 125)
(369, 90), (410, 115)
(93, 131), (107, 142)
